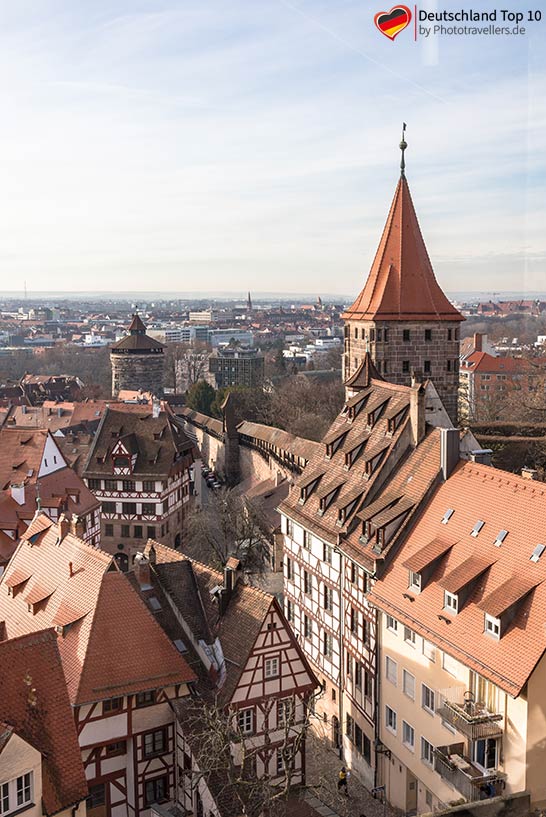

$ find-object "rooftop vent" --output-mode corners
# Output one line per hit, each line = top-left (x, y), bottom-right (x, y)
(530, 544), (545, 563)
(470, 520), (485, 537)
(494, 530), (508, 547)
(441, 509), (454, 525)
(173, 638), (187, 653)
(148, 596), (161, 611)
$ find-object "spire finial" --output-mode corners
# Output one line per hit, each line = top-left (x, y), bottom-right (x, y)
(399, 122), (407, 178)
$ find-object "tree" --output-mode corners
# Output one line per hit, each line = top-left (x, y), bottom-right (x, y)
(164, 342), (210, 393)
(179, 691), (317, 817)
(186, 380), (215, 415)
(185, 488), (272, 579)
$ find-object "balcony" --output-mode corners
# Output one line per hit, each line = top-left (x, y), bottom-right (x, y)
(436, 688), (503, 740)
(434, 744), (506, 803)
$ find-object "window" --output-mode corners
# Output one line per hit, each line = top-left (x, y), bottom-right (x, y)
(104, 479), (117, 491)
(473, 737), (498, 771)
(285, 517), (294, 537)
(426, 789), (433, 808)
(422, 639), (435, 661)
(121, 524), (130, 538)
(302, 529), (310, 550)
(421, 737), (434, 766)
(386, 656), (397, 685)
(409, 571), (421, 592)
(485, 613), (501, 639)
(285, 557), (292, 580)
(144, 777), (167, 805)
(425, 329), (432, 341)
(237, 708), (254, 734)
(323, 585), (333, 611)
(276, 747), (293, 775)
(442, 651), (459, 676)
(350, 606), (357, 633)
(88, 784), (105, 810)
(323, 543), (332, 564)
(144, 729), (165, 757)
(134, 525), (143, 538)
(1, 783), (9, 816)
(105, 741), (126, 757)
(403, 670), (415, 700)
(14, 774), (32, 809)
(265, 657), (279, 678)
(386, 615), (398, 633)
(385, 706), (397, 733)
(286, 600), (293, 621)
(323, 631), (333, 657)
(422, 684), (435, 714)
(304, 615), (312, 639)
(136, 690), (155, 708)
(424, 360), (431, 374)
(355, 661), (362, 690)
(277, 698), (295, 727)
(105, 524), (114, 537)
(102, 501), (115, 514)
(304, 571), (312, 595)
(143, 480), (155, 492)
(142, 502), (155, 515)
(402, 721), (415, 750)
(103, 697), (123, 714)
(122, 480), (134, 491)
(403, 329), (410, 342)
(444, 591), (458, 613)
(402, 360), (410, 373)
(349, 561), (356, 583)
(384, 329), (389, 343)
(404, 627), (417, 647)
(370, 328), (375, 342)
(147, 526), (156, 539)
(88, 478), (101, 490)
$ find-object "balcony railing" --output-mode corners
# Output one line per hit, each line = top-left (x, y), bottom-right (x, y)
(434, 744), (506, 803)
(436, 688), (503, 740)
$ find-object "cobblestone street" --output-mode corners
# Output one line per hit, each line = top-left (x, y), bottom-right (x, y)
(304, 724), (398, 817)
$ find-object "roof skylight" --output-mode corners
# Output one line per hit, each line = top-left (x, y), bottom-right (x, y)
(494, 530), (508, 547)
(441, 509), (454, 525)
(530, 544), (545, 563)
(470, 520), (485, 537)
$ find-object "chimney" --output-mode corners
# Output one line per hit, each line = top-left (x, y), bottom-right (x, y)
(21, 405), (27, 414)
(521, 466), (538, 481)
(474, 333), (483, 352)
(68, 561), (74, 577)
(152, 396), (161, 419)
(70, 514), (85, 538)
(275, 470), (284, 487)
(219, 558), (241, 615)
(133, 552), (152, 588)
(58, 513), (70, 540)
(441, 428), (460, 480)
(470, 449), (493, 466)
(57, 407), (63, 417)
(410, 381), (426, 446)
(10, 483), (25, 506)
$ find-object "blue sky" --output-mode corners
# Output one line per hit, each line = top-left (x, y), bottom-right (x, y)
(0, 0), (544, 296)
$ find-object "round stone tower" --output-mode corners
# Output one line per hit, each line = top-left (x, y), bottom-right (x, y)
(110, 314), (164, 398)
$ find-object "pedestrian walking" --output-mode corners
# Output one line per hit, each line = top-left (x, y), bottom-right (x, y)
(338, 766), (349, 796)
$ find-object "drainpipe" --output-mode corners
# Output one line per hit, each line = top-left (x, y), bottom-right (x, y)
(374, 605), (382, 790)
(335, 544), (345, 760)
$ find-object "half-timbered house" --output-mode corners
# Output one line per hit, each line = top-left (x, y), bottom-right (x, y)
(83, 405), (196, 568)
(0, 514), (196, 817)
(130, 541), (318, 816)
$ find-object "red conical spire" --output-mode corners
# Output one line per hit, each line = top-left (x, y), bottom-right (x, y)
(342, 175), (463, 323)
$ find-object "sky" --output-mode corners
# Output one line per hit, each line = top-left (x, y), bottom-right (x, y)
(0, 0), (545, 297)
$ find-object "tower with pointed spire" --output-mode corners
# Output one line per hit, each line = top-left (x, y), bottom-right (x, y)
(247, 291), (253, 313)
(342, 126), (463, 423)
(110, 313), (165, 398)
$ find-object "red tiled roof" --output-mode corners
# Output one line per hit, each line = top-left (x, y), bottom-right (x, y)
(342, 177), (463, 322)
(369, 461), (546, 696)
(0, 515), (195, 704)
(0, 630), (88, 815)
(461, 351), (546, 374)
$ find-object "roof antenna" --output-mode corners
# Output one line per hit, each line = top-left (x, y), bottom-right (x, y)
(400, 122), (407, 178)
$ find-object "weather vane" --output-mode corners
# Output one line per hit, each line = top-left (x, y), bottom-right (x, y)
(400, 123), (407, 178)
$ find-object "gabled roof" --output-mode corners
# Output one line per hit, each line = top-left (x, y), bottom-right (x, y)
(342, 177), (463, 323)
(0, 630), (88, 816)
(344, 352), (383, 389)
(369, 461), (546, 696)
(0, 515), (195, 704)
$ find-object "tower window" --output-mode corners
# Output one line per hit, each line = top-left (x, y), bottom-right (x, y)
(361, 328), (366, 340)
(370, 329), (375, 342)
(383, 360), (388, 374)
(354, 358), (358, 369)
(448, 328), (453, 340)
(425, 329), (432, 342)
(354, 327), (358, 339)
(455, 329), (460, 340)
(402, 360), (410, 373)
(424, 361), (431, 374)
(447, 360), (452, 372)
(384, 329), (389, 343)
(377, 328), (383, 342)
(403, 329), (410, 342)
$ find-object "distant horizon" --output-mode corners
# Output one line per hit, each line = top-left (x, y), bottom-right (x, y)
(2, 289), (546, 303)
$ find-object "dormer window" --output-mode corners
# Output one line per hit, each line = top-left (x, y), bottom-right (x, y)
(484, 613), (500, 639)
(409, 571), (421, 593)
(344, 441), (366, 470)
(470, 520), (485, 537)
(444, 591), (458, 614)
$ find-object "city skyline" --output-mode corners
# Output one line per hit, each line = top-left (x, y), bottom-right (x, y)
(0, 0), (544, 295)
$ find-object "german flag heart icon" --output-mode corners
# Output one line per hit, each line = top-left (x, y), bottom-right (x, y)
(374, 5), (412, 40)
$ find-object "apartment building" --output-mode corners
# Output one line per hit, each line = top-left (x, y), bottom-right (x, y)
(369, 462), (546, 811)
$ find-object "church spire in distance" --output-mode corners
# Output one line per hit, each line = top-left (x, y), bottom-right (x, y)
(400, 122), (407, 178)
